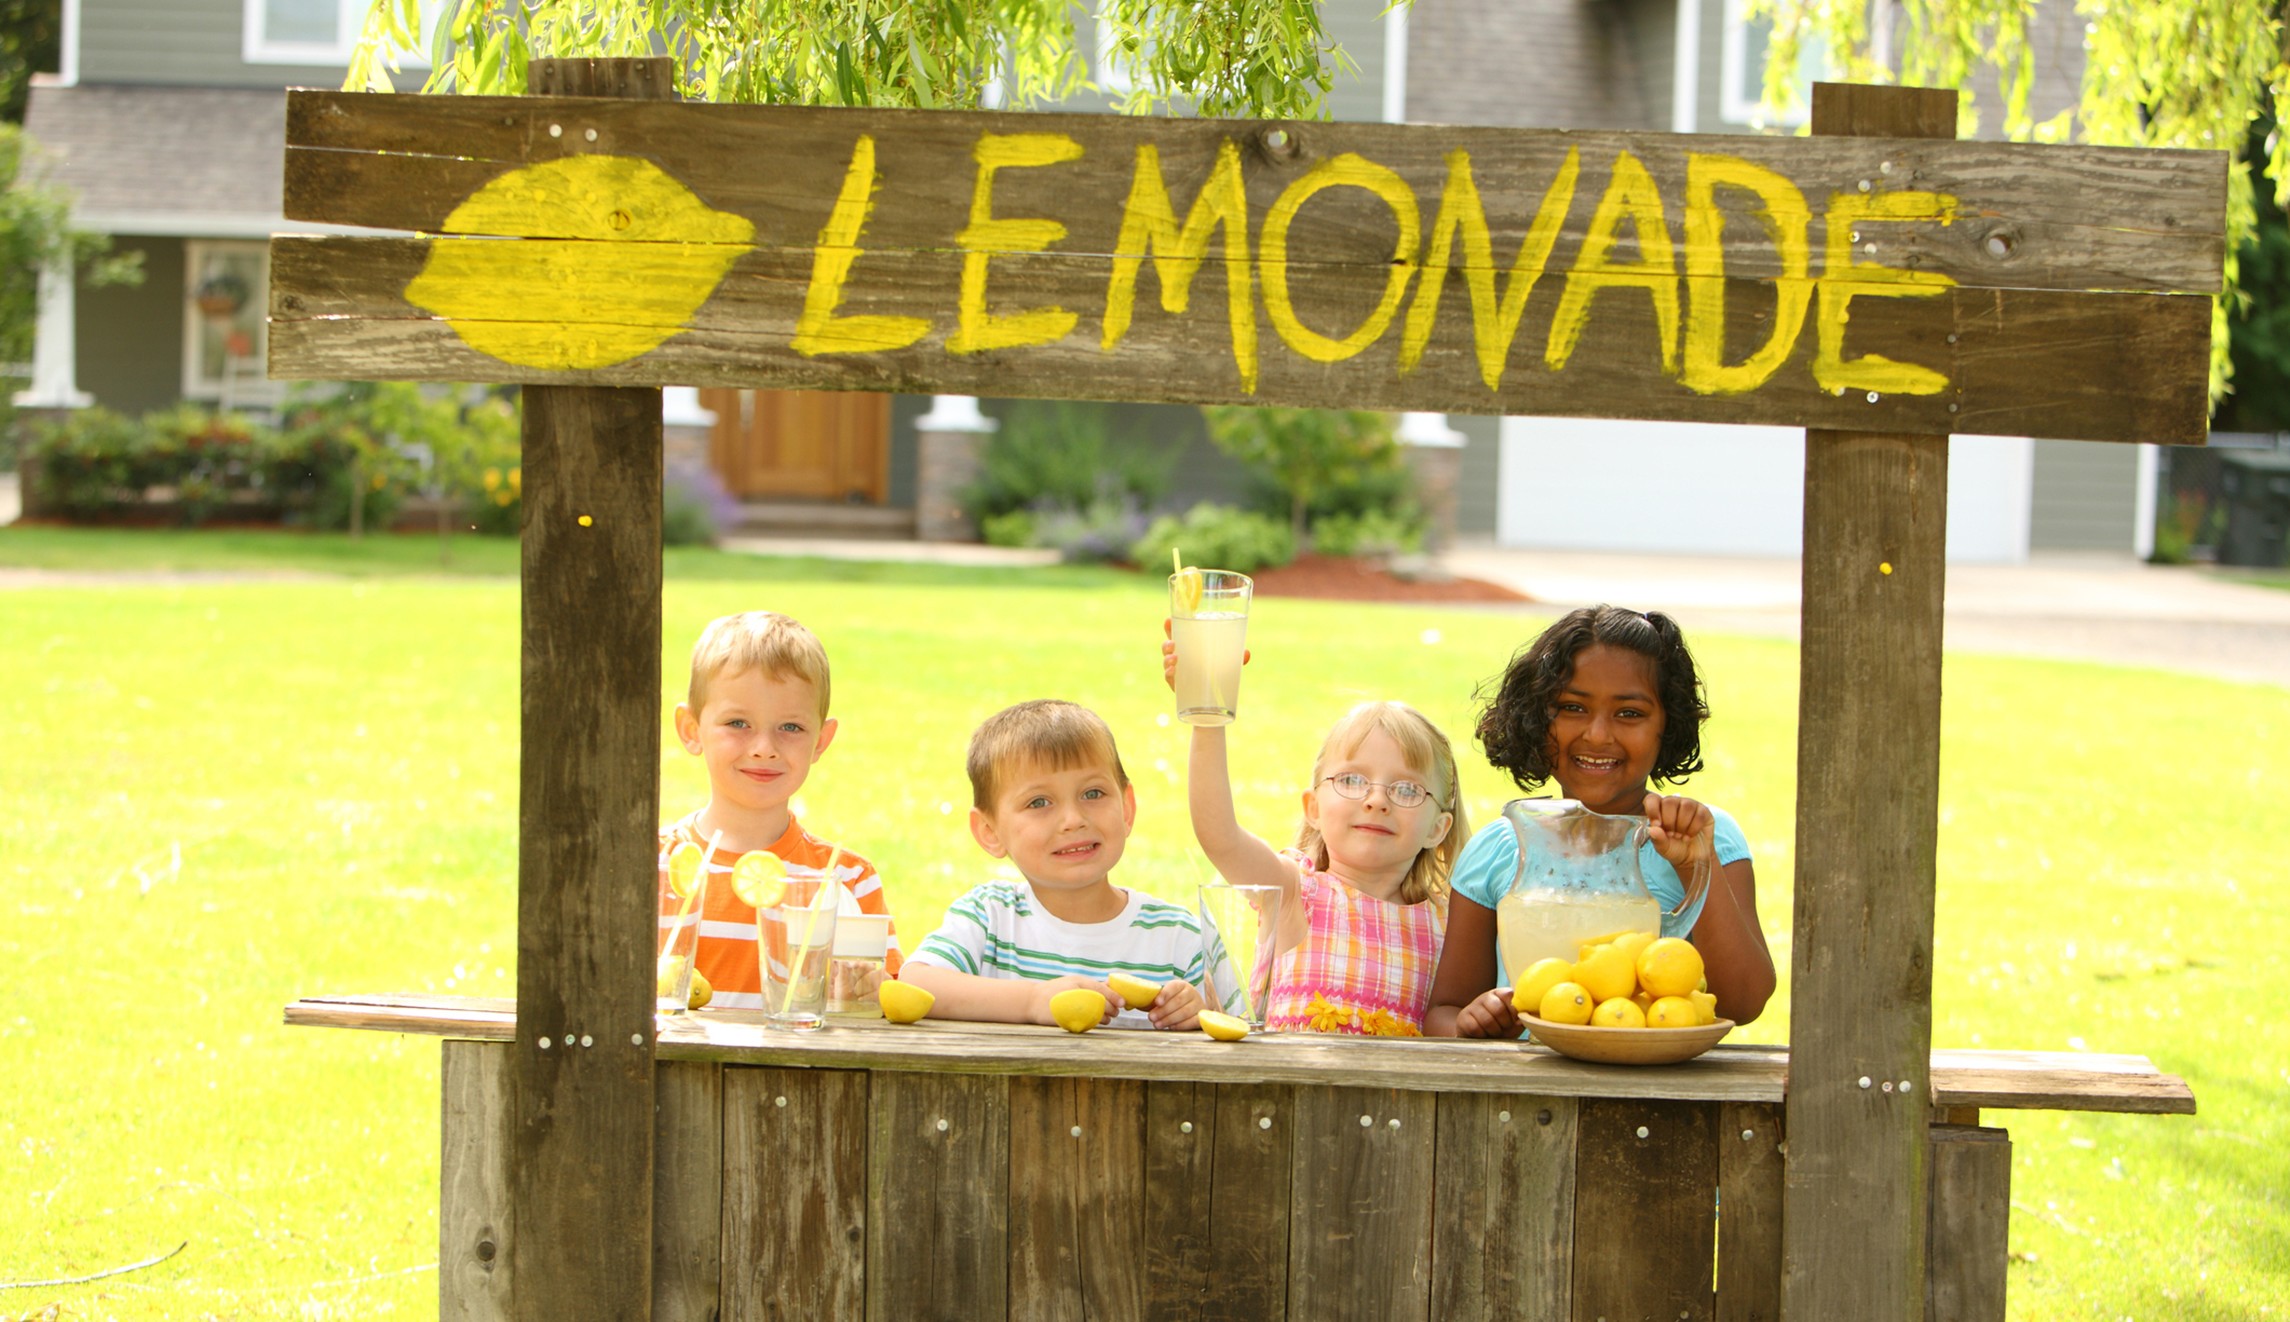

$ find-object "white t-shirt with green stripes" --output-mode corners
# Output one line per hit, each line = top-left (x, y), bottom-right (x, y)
(908, 881), (1242, 1021)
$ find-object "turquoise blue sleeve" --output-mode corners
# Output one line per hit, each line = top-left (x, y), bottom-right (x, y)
(1449, 817), (1519, 915)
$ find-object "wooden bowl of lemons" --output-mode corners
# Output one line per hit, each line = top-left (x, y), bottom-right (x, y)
(1522, 1014), (1734, 1065)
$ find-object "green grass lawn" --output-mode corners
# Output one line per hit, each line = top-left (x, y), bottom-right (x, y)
(2, 527), (2284, 1319)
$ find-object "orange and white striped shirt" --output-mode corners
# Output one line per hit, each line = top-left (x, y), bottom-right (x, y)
(657, 812), (904, 1011)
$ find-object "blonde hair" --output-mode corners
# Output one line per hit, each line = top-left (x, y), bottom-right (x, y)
(1294, 701), (1468, 905)
(968, 700), (1129, 811)
(686, 612), (830, 716)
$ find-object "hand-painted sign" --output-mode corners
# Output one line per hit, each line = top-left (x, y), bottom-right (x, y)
(273, 92), (2224, 442)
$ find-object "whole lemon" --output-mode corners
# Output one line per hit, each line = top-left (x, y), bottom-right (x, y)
(1511, 958), (1576, 1015)
(1609, 930), (1658, 966)
(1636, 937), (1706, 999)
(1591, 997), (1647, 1028)
(878, 980), (936, 1024)
(1538, 981), (1595, 1025)
(1573, 942), (1638, 1003)
(1647, 995), (1700, 1028)
(1050, 988), (1109, 1033)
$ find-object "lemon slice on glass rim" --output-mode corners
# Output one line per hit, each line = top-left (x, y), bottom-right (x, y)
(666, 841), (706, 900)
(730, 850), (788, 909)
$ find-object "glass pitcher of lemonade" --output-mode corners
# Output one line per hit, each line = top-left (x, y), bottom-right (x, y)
(1493, 799), (1712, 977)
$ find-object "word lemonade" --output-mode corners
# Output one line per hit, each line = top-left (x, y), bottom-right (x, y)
(401, 125), (1961, 402)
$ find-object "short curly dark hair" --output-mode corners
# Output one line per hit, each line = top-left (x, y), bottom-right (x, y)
(1475, 605), (1709, 791)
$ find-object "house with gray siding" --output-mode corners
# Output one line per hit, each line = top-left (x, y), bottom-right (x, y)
(17, 0), (2157, 559)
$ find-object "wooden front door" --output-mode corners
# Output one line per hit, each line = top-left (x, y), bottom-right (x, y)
(701, 389), (891, 503)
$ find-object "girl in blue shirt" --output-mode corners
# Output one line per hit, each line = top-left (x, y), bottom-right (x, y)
(1425, 606), (1776, 1036)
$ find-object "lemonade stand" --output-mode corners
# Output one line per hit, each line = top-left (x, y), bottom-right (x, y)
(277, 62), (2211, 1320)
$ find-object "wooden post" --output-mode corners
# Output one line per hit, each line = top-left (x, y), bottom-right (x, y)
(1782, 82), (1960, 1322)
(508, 56), (670, 1322)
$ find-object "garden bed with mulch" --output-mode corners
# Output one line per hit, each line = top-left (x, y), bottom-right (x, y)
(1247, 553), (1533, 604)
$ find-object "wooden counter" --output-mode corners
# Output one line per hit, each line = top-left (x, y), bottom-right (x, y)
(290, 994), (2192, 1322)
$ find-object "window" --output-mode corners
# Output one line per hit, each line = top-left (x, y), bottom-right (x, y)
(244, 0), (441, 67)
(1719, 0), (1831, 128)
(184, 241), (270, 402)
(1093, 9), (1140, 95)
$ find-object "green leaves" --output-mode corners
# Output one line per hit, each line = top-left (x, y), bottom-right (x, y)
(344, 0), (1344, 119)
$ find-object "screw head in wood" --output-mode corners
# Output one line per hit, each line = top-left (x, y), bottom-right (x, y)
(537, 1036), (551, 1049)
(1946, 333), (1959, 344)
(1388, 1118), (1401, 1130)
(1259, 1117), (1272, 1130)
(1499, 1110), (1512, 1124)
(775, 1095), (787, 1108)
(1537, 1109), (1553, 1125)
(1858, 179), (1872, 192)
(1881, 160), (1893, 174)
(936, 1118), (949, 1132)
(584, 127), (598, 142)
(1742, 1129), (1755, 1141)
(1900, 1080), (1914, 1093)
(1636, 1125), (1650, 1139)
(1071, 1126), (1083, 1138)
(1948, 404), (1960, 413)
(1181, 1121), (1194, 1134)
(1859, 1076), (1874, 1089)
(1359, 1114), (1373, 1127)
(631, 1033), (643, 1045)
(1867, 391), (1880, 403)
(549, 123), (562, 137)
(580, 1034), (593, 1047)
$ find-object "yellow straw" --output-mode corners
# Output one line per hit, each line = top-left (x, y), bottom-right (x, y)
(665, 828), (721, 1006)
(779, 846), (841, 1018)
(1173, 547), (1183, 577)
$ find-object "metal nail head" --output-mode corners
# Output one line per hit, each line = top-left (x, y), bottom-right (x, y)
(583, 127), (598, 142)
(936, 1118), (949, 1133)
(1359, 1114), (1373, 1128)
(1498, 1110), (1512, 1124)
(1882, 1080), (1895, 1093)
(1742, 1129), (1756, 1142)
(1259, 1116), (1273, 1130)
(580, 1034), (593, 1048)
(1636, 1125), (1651, 1139)
(1900, 1080), (1914, 1093)
(631, 1033), (644, 1046)
(548, 123), (562, 137)
(1388, 1118), (1401, 1130)
(1070, 1126), (1083, 1139)
(775, 1095), (787, 1108)
(1859, 1076), (1874, 1089)
(537, 1036), (551, 1050)
(1180, 1121), (1194, 1134)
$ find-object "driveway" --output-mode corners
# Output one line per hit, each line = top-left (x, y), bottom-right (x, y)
(1441, 546), (2290, 689)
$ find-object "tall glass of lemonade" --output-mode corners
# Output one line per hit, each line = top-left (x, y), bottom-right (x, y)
(1171, 569), (1252, 726)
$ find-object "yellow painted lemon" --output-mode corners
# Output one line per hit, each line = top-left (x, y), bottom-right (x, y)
(878, 980), (936, 1024)
(1636, 937), (1706, 999)
(1511, 958), (1575, 1015)
(1591, 997), (1647, 1029)
(1647, 996), (1700, 1028)
(1689, 990), (1720, 1025)
(1537, 981), (1594, 1026)
(1107, 972), (1163, 1011)
(666, 841), (704, 899)
(1050, 988), (1109, 1033)
(730, 850), (788, 909)
(1198, 1010), (1249, 1041)
(1572, 941), (1637, 1003)
(404, 155), (755, 370)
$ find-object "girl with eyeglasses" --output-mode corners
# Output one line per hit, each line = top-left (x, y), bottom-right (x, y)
(1424, 606), (1776, 1038)
(1168, 630), (1467, 1034)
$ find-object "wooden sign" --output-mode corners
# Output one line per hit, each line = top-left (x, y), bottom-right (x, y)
(272, 91), (2224, 442)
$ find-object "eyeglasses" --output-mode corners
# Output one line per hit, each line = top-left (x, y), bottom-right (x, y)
(1320, 773), (1442, 810)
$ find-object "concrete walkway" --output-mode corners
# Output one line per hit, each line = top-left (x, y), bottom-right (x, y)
(1444, 546), (2290, 688)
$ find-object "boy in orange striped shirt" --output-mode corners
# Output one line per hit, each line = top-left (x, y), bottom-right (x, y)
(658, 612), (901, 1010)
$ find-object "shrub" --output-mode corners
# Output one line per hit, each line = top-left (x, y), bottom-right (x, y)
(1031, 495), (1150, 564)
(664, 459), (739, 547)
(980, 509), (1036, 548)
(1201, 406), (1405, 541)
(1311, 507), (1423, 559)
(1131, 503), (1296, 574)
(964, 399), (1175, 522)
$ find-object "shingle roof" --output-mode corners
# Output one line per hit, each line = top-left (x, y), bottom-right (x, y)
(22, 82), (294, 236)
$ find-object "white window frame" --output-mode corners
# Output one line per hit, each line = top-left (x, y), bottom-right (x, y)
(183, 240), (272, 403)
(1719, 0), (1827, 129)
(243, 0), (441, 68)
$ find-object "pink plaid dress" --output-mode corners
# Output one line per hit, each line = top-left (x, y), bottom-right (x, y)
(1264, 850), (1448, 1035)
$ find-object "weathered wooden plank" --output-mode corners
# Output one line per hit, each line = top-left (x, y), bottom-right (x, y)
(281, 90), (2224, 294)
(1716, 1101), (1785, 1322)
(723, 1066), (868, 1322)
(1429, 1093), (1577, 1322)
(1572, 1098), (1720, 1322)
(653, 1060), (722, 1322)
(1141, 1082), (1215, 1321)
(439, 1039), (512, 1322)
(1008, 1077), (1146, 1322)
(1781, 81), (1958, 1322)
(284, 996), (2200, 1113)
(1288, 1086), (1436, 1322)
(1207, 1083), (1292, 1321)
(267, 235), (2211, 444)
(867, 1071), (1010, 1320)
(1926, 1126), (2011, 1322)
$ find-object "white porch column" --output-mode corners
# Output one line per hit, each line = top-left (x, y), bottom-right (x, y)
(914, 395), (997, 542)
(1396, 411), (1466, 553)
(14, 256), (91, 410)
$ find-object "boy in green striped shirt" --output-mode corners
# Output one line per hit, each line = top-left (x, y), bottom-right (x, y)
(902, 700), (1227, 1030)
